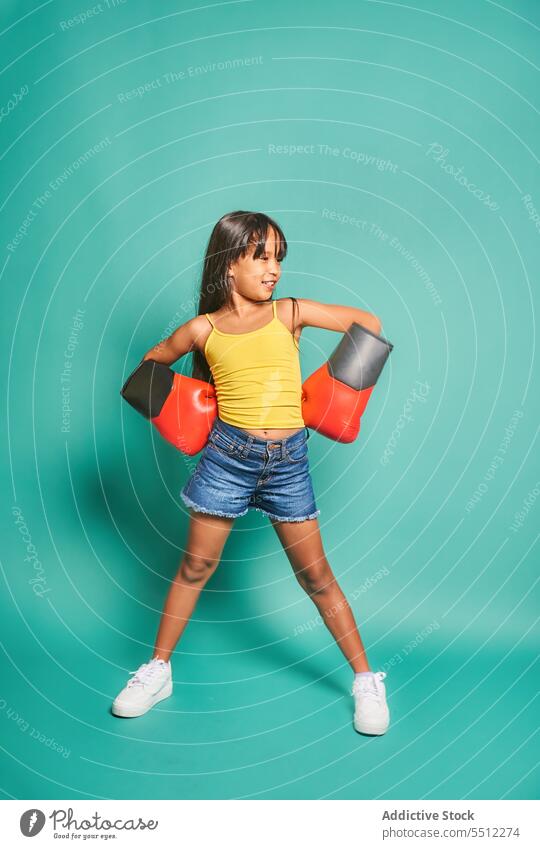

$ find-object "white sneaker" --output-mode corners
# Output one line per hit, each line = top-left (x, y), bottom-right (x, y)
(112, 658), (172, 718)
(351, 671), (390, 735)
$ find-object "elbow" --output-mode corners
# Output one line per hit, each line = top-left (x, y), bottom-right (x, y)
(142, 340), (180, 366)
(365, 314), (382, 335)
(352, 310), (382, 336)
(142, 341), (167, 363)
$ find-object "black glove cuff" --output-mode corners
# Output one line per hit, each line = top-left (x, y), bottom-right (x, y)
(120, 359), (174, 419)
(328, 322), (394, 391)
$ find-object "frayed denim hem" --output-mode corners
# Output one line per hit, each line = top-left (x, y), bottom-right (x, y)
(251, 506), (321, 522)
(180, 490), (248, 519)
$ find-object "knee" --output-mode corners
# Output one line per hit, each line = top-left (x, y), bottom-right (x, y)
(296, 560), (335, 596)
(178, 551), (218, 585)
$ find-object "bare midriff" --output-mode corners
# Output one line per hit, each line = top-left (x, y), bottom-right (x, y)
(242, 426), (304, 440)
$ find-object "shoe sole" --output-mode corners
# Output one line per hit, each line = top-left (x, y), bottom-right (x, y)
(354, 722), (389, 736)
(354, 714), (390, 736)
(112, 680), (172, 718)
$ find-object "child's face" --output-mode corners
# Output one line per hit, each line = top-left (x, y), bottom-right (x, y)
(228, 228), (282, 301)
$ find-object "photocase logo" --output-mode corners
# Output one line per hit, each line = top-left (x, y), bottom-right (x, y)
(19, 807), (159, 837)
(20, 809), (45, 836)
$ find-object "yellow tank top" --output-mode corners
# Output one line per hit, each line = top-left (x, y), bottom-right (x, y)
(204, 299), (305, 429)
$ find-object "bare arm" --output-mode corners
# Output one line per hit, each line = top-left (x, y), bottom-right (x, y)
(142, 315), (209, 366)
(296, 298), (382, 335)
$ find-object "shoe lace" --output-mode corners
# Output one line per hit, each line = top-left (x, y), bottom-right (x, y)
(126, 661), (163, 689)
(351, 670), (387, 699)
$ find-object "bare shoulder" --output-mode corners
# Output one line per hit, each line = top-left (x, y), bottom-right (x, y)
(165, 313), (211, 356)
(274, 297), (293, 326)
(190, 313), (212, 331)
(294, 298), (321, 325)
(276, 297), (303, 341)
(278, 297), (321, 327)
(189, 313), (213, 352)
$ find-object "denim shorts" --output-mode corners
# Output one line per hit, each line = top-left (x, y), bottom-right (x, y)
(180, 417), (320, 522)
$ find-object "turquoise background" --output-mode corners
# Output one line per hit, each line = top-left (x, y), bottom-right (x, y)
(1, 0), (539, 801)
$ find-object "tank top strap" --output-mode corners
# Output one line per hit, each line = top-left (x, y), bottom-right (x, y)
(272, 299), (277, 318)
(205, 313), (215, 328)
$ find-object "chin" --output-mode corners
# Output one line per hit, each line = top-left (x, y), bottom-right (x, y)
(253, 289), (274, 302)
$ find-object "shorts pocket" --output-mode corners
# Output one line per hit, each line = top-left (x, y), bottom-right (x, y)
(284, 437), (308, 464)
(208, 430), (239, 457)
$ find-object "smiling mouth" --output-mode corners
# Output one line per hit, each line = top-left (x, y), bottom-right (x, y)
(261, 280), (276, 288)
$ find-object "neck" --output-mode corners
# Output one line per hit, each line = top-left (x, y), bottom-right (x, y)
(227, 295), (272, 313)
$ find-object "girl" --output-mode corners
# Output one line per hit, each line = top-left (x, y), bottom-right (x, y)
(112, 211), (390, 735)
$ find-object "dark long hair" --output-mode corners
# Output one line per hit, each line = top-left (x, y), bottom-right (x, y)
(192, 210), (289, 384)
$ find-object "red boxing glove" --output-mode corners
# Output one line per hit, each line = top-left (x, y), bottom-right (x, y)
(302, 322), (393, 443)
(120, 359), (217, 455)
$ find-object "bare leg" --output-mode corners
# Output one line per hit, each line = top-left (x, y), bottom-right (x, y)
(152, 510), (235, 662)
(271, 517), (370, 673)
